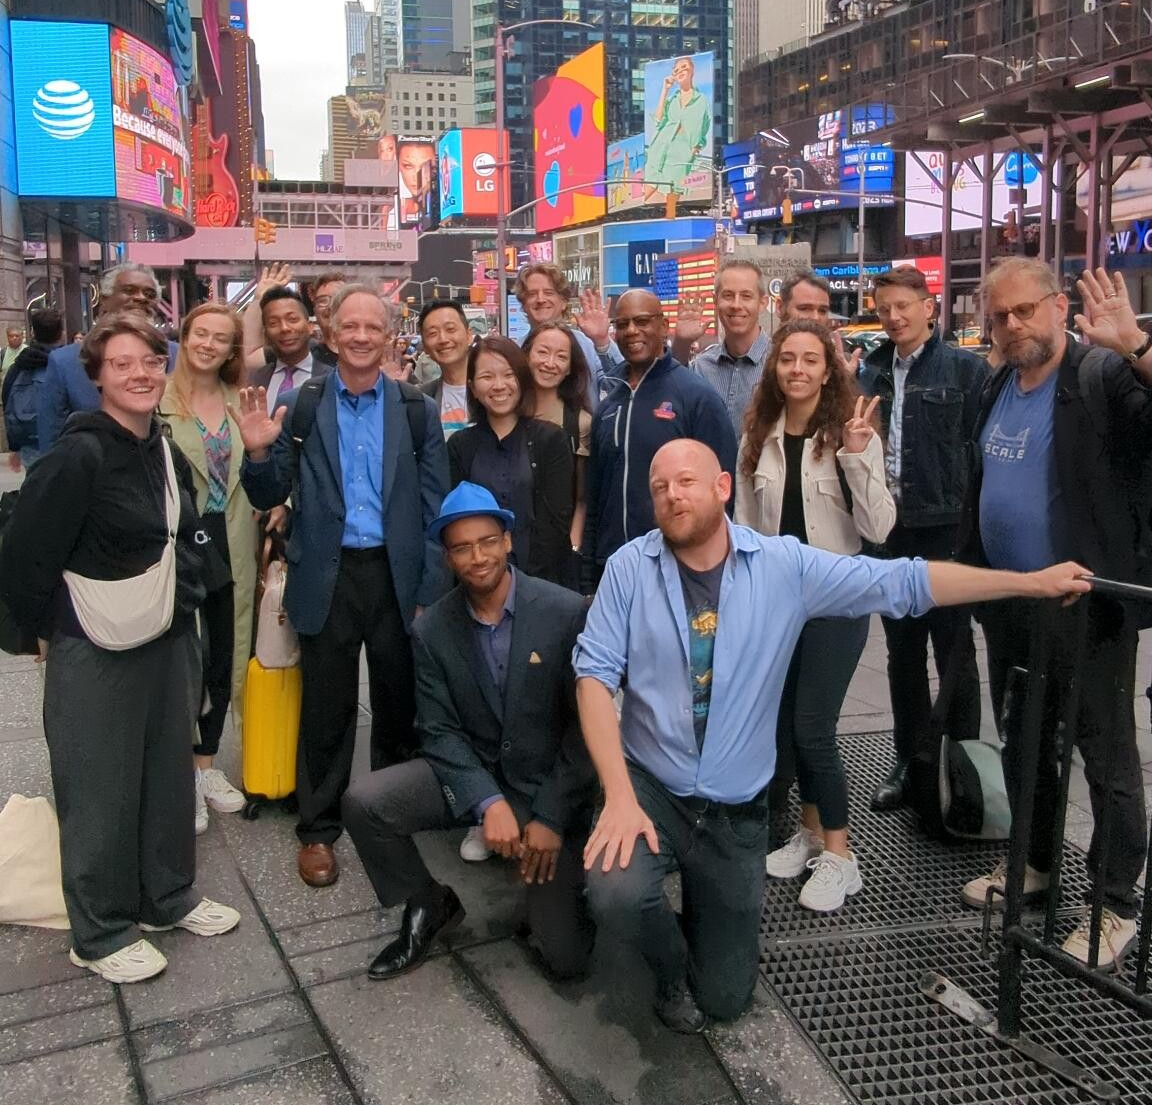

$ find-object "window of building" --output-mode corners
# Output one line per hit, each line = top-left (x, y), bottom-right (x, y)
(439, 93), (445, 101)
(450, 93), (457, 102)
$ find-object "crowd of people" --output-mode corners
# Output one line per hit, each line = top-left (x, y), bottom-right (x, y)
(0, 253), (1149, 1035)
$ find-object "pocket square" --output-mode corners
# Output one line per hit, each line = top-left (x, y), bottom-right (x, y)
(528, 651), (542, 664)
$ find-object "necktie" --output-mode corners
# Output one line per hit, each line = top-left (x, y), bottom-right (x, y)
(275, 365), (297, 404)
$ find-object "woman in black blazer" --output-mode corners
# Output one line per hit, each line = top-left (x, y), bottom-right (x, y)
(447, 336), (574, 585)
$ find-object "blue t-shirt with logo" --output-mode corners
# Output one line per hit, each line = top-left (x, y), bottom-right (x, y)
(978, 369), (1066, 571)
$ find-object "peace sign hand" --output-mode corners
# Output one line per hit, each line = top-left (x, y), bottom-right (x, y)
(228, 387), (287, 461)
(842, 395), (880, 454)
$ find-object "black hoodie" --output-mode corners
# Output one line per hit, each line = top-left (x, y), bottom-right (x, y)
(0, 411), (207, 641)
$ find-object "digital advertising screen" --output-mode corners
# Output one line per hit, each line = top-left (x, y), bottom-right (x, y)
(9, 20), (116, 199)
(607, 134), (648, 214)
(642, 51), (714, 205)
(904, 151), (1045, 237)
(438, 129), (510, 220)
(110, 29), (192, 219)
(724, 104), (896, 224)
(532, 42), (606, 234)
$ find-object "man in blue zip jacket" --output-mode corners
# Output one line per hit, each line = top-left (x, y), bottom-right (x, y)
(582, 289), (737, 589)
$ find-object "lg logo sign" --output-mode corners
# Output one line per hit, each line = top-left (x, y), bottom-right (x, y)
(473, 152), (496, 193)
(32, 80), (96, 140)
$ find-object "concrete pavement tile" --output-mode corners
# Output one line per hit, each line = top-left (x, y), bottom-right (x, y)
(160, 1055), (357, 1105)
(0, 925), (83, 995)
(132, 993), (309, 1063)
(2, 1038), (138, 1105)
(213, 799), (380, 932)
(140, 1022), (327, 1100)
(835, 713), (893, 736)
(308, 957), (568, 1104)
(117, 830), (292, 1029)
(291, 933), (399, 987)
(836, 695), (878, 718)
(0, 732), (52, 808)
(0, 723), (42, 744)
(276, 907), (400, 958)
(458, 938), (738, 1105)
(0, 1001), (122, 1063)
(0, 973), (113, 1026)
(707, 987), (852, 1105)
(0, 667), (43, 729)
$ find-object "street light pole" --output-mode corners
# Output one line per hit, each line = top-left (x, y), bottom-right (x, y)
(856, 139), (868, 317)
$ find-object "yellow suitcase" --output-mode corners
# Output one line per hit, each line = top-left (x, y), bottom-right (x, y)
(241, 657), (301, 819)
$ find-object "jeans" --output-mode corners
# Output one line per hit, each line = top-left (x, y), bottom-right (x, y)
(979, 596), (1146, 919)
(770, 615), (870, 831)
(585, 764), (769, 1020)
(880, 523), (981, 763)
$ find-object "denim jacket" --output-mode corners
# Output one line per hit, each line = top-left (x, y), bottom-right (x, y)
(858, 330), (986, 530)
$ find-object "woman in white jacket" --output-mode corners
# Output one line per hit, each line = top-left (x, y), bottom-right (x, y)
(734, 319), (895, 912)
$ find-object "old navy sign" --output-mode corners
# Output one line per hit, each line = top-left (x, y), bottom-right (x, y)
(628, 239), (666, 288)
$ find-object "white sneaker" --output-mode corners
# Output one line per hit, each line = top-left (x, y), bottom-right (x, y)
(765, 828), (824, 878)
(199, 767), (245, 814)
(194, 775), (209, 836)
(459, 825), (492, 862)
(960, 859), (1050, 909)
(140, 898), (240, 937)
(1061, 908), (1138, 970)
(70, 938), (167, 983)
(798, 850), (863, 912)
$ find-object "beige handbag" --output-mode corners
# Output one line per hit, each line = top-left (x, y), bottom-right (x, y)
(62, 438), (178, 651)
(0, 795), (69, 929)
(255, 538), (300, 668)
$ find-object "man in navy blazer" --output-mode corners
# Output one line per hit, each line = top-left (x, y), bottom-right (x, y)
(342, 482), (596, 982)
(238, 284), (449, 888)
(37, 263), (177, 452)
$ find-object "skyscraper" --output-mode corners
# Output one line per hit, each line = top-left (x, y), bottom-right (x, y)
(472, 1), (734, 207)
(346, 1), (372, 83)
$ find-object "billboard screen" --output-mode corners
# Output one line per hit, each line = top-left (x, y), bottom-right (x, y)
(532, 42), (606, 234)
(607, 134), (648, 214)
(724, 104), (896, 224)
(904, 151), (1046, 236)
(438, 128), (510, 220)
(643, 52), (714, 205)
(111, 29), (192, 220)
(10, 21), (116, 199)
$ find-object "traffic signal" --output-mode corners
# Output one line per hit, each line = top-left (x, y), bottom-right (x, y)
(253, 217), (277, 244)
(782, 196), (794, 226)
(469, 284), (486, 305)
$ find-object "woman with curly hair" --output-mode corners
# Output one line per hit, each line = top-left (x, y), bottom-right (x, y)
(734, 319), (895, 913)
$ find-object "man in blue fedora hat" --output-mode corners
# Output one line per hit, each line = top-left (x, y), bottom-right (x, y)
(343, 482), (597, 980)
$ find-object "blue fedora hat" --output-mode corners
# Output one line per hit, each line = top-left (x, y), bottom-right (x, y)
(428, 481), (516, 544)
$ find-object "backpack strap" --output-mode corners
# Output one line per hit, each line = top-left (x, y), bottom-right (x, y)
(1078, 345), (1112, 443)
(289, 376), (326, 452)
(834, 455), (854, 514)
(397, 379), (429, 458)
(561, 402), (581, 456)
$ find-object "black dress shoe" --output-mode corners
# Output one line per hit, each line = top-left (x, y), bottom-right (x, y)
(654, 981), (709, 1034)
(367, 886), (465, 980)
(870, 760), (908, 811)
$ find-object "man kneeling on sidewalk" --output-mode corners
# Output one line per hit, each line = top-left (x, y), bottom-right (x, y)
(343, 482), (596, 980)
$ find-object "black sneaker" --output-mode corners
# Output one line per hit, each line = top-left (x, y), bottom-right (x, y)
(654, 981), (709, 1034)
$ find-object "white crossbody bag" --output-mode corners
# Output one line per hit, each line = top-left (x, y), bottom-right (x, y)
(62, 438), (179, 651)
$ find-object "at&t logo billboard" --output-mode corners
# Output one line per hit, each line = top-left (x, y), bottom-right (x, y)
(10, 21), (117, 198)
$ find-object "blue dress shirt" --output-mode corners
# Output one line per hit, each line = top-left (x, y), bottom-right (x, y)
(573, 521), (935, 804)
(337, 373), (386, 548)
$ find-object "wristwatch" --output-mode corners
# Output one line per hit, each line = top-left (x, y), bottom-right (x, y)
(1125, 332), (1152, 365)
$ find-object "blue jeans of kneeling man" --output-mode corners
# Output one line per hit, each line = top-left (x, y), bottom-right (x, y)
(585, 763), (769, 1020)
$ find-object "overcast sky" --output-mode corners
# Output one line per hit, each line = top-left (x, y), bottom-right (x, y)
(248, 0), (347, 180)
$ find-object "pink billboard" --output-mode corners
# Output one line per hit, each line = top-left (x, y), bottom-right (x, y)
(110, 28), (192, 220)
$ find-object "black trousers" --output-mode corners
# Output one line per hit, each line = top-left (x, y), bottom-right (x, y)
(296, 547), (416, 845)
(196, 511), (235, 757)
(342, 758), (594, 979)
(979, 596), (1146, 918)
(585, 764), (769, 1021)
(43, 629), (202, 959)
(880, 523), (981, 762)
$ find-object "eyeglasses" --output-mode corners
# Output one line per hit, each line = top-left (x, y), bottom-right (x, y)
(103, 355), (167, 374)
(313, 296), (333, 308)
(446, 533), (504, 560)
(614, 314), (662, 331)
(987, 292), (1056, 328)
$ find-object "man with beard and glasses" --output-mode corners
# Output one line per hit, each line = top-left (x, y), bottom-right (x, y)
(574, 437), (1094, 1033)
(342, 482), (595, 982)
(956, 260), (1152, 970)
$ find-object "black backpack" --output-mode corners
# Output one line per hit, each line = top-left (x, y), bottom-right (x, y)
(0, 491), (38, 655)
(288, 376), (429, 460)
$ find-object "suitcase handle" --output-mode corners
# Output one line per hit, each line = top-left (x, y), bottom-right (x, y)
(1081, 574), (1152, 605)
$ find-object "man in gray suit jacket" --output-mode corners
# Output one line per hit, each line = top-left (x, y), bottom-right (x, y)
(238, 285), (449, 889)
(342, 482), (596, 982)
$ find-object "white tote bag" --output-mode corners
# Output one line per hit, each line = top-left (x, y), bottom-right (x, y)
(62, 437), (179, 651)
(254, 540), (300, 668)
(0, 795), (69, 929)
